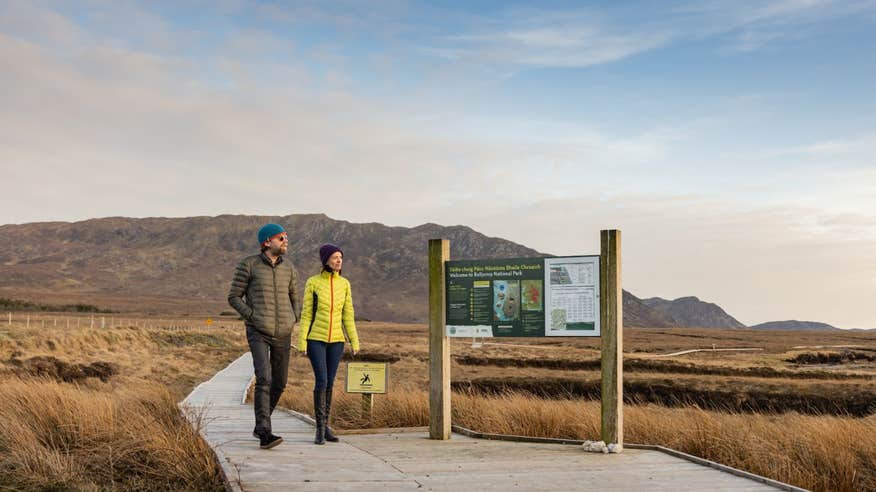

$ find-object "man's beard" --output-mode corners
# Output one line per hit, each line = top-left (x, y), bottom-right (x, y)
(269, 244), (287, 256)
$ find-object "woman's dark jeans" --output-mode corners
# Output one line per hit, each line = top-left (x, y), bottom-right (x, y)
(306, 340), (345, 392)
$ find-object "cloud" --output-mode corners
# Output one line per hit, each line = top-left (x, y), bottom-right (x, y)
(680, 0), (876, 51)
(0, 12), (671, 223)
(0, 0), (83, 48)
(423, 9), (674, 68)
(417, 1), (876, 68)
(767, 133), (876, 159)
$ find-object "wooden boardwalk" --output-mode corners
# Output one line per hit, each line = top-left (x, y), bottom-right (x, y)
(182, 353), (795, 491)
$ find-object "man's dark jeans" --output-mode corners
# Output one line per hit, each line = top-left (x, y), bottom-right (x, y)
(247, 326), (291, 435)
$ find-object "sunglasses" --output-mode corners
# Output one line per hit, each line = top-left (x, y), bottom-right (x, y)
(273, 235), (288, 242)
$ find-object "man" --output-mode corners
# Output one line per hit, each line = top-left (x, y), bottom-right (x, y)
(228, 223), (300, 449)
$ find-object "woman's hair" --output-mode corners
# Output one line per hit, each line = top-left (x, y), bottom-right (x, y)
(319, 264), (342, 276)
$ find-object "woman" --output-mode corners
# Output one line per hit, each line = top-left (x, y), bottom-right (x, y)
(296, 243), (360, 445)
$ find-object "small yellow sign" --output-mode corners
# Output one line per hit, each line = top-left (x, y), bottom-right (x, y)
(345, 362), (388, 394)
(206, 318), (213, 326)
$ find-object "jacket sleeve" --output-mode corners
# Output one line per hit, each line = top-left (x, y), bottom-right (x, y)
(288, 265), (301, 323)
(296, 279), (314, 352)
(342, 281), (359, 351)
(228, 259), (253, 320)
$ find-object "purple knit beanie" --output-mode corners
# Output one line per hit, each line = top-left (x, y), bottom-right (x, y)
(319, 243), (343, 266)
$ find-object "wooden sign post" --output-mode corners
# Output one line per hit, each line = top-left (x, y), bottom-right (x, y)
(600, 229), (623, 448)
(428, 239), (451, 440)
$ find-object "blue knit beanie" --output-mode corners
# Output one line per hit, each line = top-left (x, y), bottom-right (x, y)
(319, 243), (343, 266)
(258, 223), (286, 246)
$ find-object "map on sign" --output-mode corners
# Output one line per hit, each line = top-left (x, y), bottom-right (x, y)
(445, 256), (600, 338)
(493, 280), (520, 322)
(545, 257), (599, 335)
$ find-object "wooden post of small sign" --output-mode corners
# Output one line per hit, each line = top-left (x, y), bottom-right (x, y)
(600, 229), (623, 447)
(428, 239), (451, 440)
(362, 393), (374, 424)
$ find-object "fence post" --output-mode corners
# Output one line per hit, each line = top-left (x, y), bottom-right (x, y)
(600, 229), (623, 448)
(428, 238), (451, 440)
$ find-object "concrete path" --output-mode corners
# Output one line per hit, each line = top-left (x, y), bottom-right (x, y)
(182, 353), (792, 491)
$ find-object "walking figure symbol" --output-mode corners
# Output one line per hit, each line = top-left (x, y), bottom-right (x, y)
(360, 374), (371, 385)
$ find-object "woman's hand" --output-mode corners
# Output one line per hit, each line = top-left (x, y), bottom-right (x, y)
(352, 348), (359, 356)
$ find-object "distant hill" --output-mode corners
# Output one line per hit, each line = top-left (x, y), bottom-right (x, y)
(749, 320), (840, 331)
(0, 214), (542, 322)
(640, 295), (747, 329)
(0, 214), (827, 329)
(0, 215), (543, 320)
(623, 291), (678, 328)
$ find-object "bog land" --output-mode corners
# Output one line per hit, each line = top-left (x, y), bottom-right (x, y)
(1, 313), (874, 491)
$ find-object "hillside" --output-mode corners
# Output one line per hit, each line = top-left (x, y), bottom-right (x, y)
(750, 320), (840, 331)
(642, 296), (747, 329)
(0, 214), (764, 327)
(0, 214), (540, 322)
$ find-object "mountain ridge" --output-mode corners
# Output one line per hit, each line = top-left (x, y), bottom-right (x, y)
(749, 320), (840, 331)
(0, 214), (838, 329)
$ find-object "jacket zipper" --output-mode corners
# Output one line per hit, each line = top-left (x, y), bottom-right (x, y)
(272, 266), (279, 337)
(328, 273), (334, 342)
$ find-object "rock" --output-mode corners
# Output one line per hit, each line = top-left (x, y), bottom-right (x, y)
(581, 440), (607, 453)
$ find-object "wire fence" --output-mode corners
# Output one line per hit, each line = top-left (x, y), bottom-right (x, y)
(2, 311), (245, 331)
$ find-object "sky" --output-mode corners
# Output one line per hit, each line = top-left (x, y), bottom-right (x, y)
(1, 0), (875, 328)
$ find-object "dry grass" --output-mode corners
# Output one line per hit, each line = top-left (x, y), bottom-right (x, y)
(0, 317), (247, 398)
(276, 322), (876, 492)
(0, 378), (223, 491)
(280, 388), (875, 492)
(0, 316), (248, 491)
(3, 317), (875, 490)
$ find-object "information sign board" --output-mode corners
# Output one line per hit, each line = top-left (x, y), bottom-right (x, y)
(445, 256), (600, 337)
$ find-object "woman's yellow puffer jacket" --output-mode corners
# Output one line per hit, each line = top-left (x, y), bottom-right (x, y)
(296, 270), (359, 351)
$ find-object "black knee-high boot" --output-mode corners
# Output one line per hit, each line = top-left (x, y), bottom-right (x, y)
(324, 390), (339, 442)
(313, 390), (326, 445)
